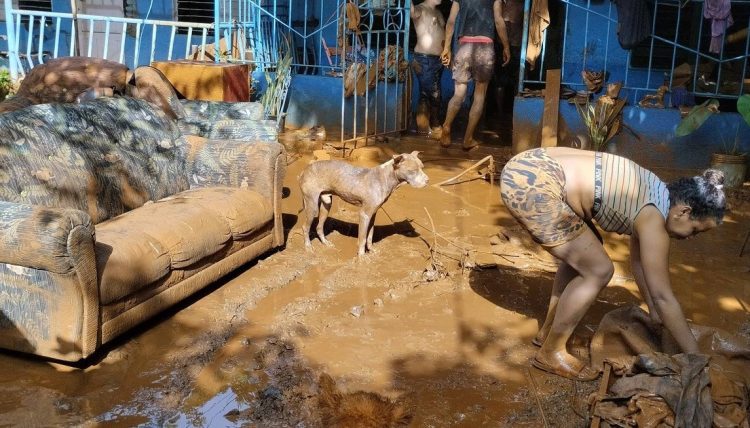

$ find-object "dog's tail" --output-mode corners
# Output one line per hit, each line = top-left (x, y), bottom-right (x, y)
(296, 193), (330, 214)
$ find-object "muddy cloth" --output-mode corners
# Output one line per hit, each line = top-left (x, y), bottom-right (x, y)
(454, 0), (497, 39)
(704, 0), (733, 54)
(525, 0), (549, 69)
(612, 0), (652, 50)
(590, 306), (750, 428)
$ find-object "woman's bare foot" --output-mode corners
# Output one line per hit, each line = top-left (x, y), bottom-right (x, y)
(532, 349), (600, 381)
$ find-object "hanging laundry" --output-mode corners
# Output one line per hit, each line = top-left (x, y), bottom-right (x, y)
(611, 0), (652, 50)
(704, 0), (733, 54)
(525, 0), (549, 70)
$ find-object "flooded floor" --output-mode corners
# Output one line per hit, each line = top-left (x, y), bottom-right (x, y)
(0, 136), (748, 426)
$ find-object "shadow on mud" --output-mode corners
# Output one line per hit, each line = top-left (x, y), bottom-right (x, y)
(467, 265), (641, 336)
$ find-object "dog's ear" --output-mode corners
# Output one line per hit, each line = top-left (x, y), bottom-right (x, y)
(410, 150), (422, 158)
(392, 154), (404, 166)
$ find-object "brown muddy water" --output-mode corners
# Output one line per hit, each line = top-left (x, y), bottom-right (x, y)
(0, 137), (748, 427)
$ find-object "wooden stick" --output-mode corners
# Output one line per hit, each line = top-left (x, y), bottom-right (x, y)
(590, 362), (612, 428)
(423, 207), (438, 254)
(526, 367), (550, 428)
(436, 155), (494, 186)
(739, 229), (750, 257)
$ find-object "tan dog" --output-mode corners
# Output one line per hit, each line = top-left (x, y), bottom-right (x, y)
(318, 373), (413, 427)
(299, 151), (428, 256)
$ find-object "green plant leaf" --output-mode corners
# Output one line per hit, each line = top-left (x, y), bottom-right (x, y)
(675, 99), (719, 137)
(738, 95), (750, 127)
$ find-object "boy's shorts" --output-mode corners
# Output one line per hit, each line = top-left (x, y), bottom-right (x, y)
(500, 148), (587, 248)
(452, 42), (495, 83)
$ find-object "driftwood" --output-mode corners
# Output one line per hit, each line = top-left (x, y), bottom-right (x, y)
(436, 155), (495, 186)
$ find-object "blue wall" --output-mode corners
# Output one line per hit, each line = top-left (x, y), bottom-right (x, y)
(513, 97), (750, 169)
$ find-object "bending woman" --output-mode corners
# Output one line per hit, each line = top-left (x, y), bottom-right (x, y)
(500, 147), (726, 381)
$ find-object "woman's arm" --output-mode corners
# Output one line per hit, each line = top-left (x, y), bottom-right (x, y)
(633, 206), (699, 353)
(630, 235), (662, 325)
(441, 2), (459, 66)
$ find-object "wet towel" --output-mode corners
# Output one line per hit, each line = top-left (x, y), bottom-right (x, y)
(704, 0), (733, 54)
(612, 0), (652, 50)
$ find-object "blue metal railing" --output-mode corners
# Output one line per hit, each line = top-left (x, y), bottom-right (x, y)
(3, 2), (216, 80)
(519, 0), (750, 102)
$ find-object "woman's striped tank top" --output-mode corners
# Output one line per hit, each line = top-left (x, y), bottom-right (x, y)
(593, 152), (670, 235)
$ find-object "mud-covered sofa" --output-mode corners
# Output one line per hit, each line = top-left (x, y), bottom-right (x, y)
(0, 96), (286, 362)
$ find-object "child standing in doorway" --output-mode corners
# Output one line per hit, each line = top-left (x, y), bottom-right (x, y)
(411, 0), (446, 139)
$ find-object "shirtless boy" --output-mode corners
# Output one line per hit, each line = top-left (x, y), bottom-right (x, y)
(441, 0), (510, 150)
(410, 0), (446, 138)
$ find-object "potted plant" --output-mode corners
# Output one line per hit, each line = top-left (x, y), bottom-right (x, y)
(0, 68), (12, 102)
(574, 82), (626, 151)
(710, 142), (746, 189)
(676, 95), (748, 188)
(710, 102), (748, 188)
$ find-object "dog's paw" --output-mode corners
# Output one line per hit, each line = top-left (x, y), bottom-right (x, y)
(321, 238), (334, 247)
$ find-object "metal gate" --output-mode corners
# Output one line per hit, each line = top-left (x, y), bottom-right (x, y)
(337, 2), (410, 149)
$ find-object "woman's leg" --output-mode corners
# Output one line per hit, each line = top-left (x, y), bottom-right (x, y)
(535, 227), (614, 379)
(533, 262), (577, 345)
(535, 220), (604, 345)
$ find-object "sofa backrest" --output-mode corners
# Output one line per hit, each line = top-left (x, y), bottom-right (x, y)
(0, 97), (190, 224)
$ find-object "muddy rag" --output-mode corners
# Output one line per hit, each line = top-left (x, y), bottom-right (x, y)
(589, 306), (750, 427)
(525, 0), (549, 70)
(704, 0), (733, 54)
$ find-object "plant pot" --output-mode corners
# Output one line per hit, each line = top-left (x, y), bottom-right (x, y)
(710, 153), (748, 189)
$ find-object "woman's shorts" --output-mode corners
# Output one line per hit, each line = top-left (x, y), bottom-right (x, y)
(500, 148), (587, 248)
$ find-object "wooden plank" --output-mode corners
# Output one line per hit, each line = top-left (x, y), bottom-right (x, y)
(541, 69), (561, 148)
(590, 362), (613, 428)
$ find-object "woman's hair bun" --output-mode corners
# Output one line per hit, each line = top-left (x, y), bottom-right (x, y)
(701, 169), (725, 187)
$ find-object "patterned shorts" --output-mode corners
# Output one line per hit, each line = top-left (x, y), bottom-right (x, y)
(452, 42), (495, 83)
(500, 148), (586, 248)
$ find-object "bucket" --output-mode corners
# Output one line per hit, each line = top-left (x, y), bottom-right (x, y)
(710, 153), (748, 189)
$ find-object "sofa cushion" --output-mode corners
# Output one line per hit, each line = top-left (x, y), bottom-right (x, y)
(95, 228), (172, 305)
(95, 186), (272, 304)
(177, 187), (273, 239)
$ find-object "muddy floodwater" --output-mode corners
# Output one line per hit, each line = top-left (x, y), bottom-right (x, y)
(0, 137), (748, 427)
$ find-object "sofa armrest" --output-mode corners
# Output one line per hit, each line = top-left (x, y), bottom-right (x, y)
(0, 201), (100, 359)
(185, 138), (287, 246)
(0, 201), (95, 274)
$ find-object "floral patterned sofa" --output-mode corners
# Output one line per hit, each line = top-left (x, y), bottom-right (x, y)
(0, 96), (286, 362)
